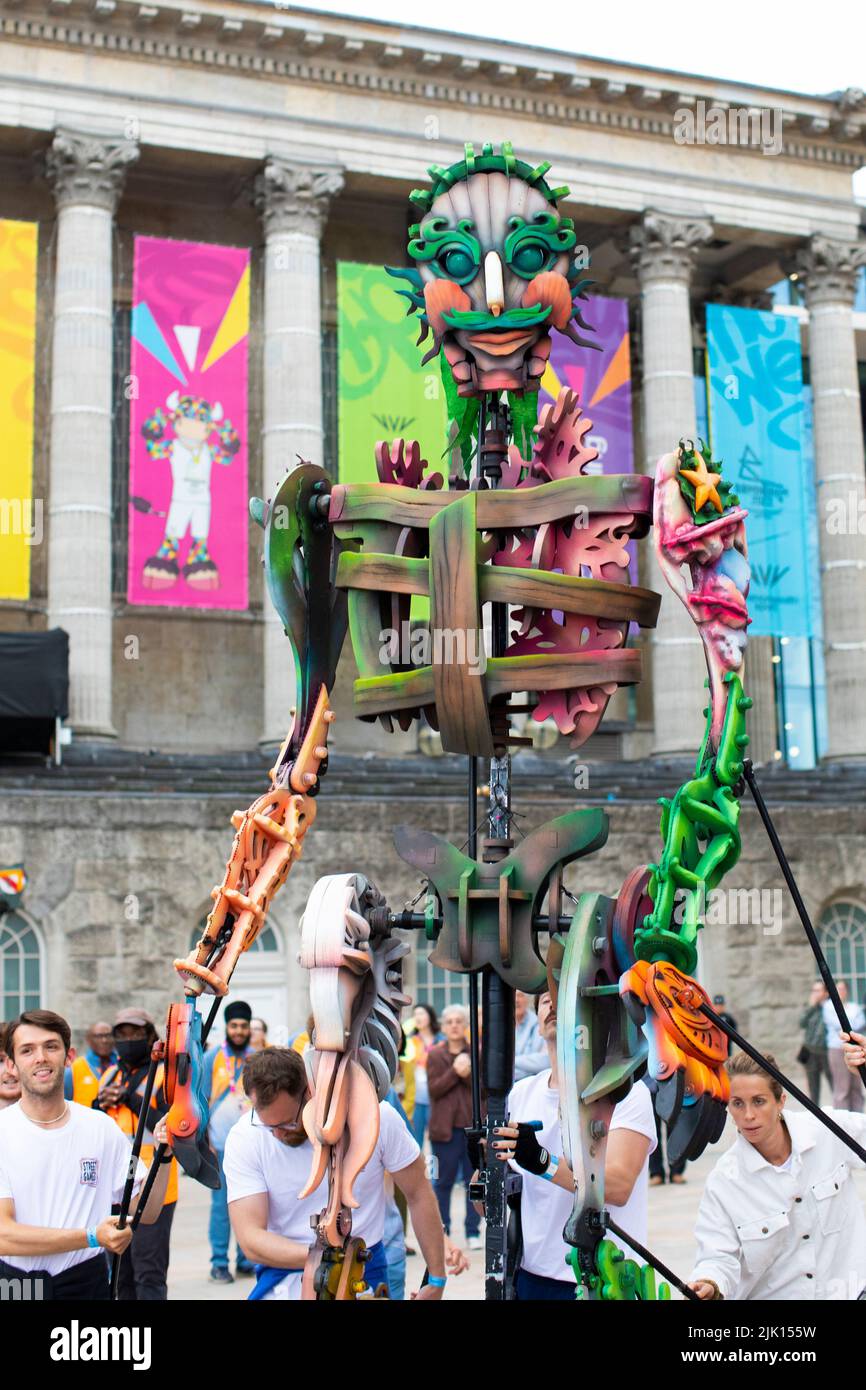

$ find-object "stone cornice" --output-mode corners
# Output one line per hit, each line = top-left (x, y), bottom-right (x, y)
(45, 127), (139, 210)
(1, 1), (865, 169)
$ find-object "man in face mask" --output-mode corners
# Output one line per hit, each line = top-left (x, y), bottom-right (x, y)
(201, 1000), (256, 1283)
(96, 1008), (179, 1300)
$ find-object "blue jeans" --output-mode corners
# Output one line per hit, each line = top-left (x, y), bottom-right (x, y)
(209, 1148), (254, 1271)
(515, 1268), (576, 1300)
(383, 1197), (406, 1301)
(410, 1102), (429, 1150)
(432, 1130), (479, 1240)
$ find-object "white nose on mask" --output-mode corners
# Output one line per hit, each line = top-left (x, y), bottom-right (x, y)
(484, 251), (505, 318)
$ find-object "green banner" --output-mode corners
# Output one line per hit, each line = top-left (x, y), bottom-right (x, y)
(337, 261), (449, 485)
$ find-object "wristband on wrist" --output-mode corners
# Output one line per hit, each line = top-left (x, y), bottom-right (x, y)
(540, 1154), (560, 1182)
(160, 1149), (174, 1165)
(427, 1275), (447, 1288)
(86, 1227), (100, 1249)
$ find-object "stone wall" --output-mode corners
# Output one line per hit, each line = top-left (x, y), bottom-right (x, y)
(2, 772), (863, 1083)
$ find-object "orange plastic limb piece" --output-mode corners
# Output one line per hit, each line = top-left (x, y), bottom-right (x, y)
(620, 959), (730, 1105)
(173, 688), (335, 997)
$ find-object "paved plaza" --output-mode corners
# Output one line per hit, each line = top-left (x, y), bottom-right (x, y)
(164, 1105), (866, 1302)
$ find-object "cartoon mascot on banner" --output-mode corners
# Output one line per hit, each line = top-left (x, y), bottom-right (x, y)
(138, 390), (241, 591)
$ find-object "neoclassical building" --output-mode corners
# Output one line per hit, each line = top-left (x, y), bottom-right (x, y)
(1, 2), (865, 1070)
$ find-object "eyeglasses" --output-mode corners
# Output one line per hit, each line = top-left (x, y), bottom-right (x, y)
(250, 1098), (306, 1135)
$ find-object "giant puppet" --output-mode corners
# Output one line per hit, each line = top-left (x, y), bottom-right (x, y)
(126, 143), (866, 1301)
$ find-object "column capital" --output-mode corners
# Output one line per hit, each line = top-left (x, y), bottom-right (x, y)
(793, 235), (866, 308)
(630, 209), (713, 285)
(45, 129), (139, 213)
(254, 158), (344, 238)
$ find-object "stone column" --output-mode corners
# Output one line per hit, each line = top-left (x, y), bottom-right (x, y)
(705, 285), (778, 765)
(253, 159), (344, 746)
(45, 130), (138, 739)
(630, 210), (713, 757)
(795, 235), (866, 760)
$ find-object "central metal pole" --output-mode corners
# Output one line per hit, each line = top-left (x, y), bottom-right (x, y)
(477, 394), (516, 1300)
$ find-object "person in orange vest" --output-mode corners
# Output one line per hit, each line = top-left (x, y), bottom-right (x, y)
(202, 1000), (256, 1283)
(71, 1021), (116, 1108)
(95, 1007), (178, 1300)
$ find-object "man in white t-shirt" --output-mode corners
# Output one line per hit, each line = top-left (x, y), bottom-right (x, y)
(0, 1010), (171, 1300)
(493, 990), (657, 1300)
(223, 1046), (448, 1300)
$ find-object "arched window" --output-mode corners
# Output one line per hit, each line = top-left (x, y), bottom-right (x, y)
(187, 920), (289, 1041)
(0, 911), (43, 1019)
(188, 923), (280, 954)
(412, 946), (470, 1021)
(818, 901), (866, 1004)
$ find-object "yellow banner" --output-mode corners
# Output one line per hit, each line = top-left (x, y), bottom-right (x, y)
(0, 220), (38, 599)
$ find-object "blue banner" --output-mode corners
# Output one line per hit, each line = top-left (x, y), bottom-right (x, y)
(705, 304), (812, 638)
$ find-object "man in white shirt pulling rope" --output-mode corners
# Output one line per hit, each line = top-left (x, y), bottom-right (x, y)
(0, 1010), (173, 1301)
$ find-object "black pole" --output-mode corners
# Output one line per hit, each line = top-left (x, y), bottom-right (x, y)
(743, 759), (866, 1091)
(481, 968), (515, 1300)
(467, 757), (482, 1137)
(110, 1050), (160, 1299)
(201, 994), (222, 1047)
(701, 1002), (866, 1165)
(476, 392), (517, 1300)
(604, 1217), (700, 1302)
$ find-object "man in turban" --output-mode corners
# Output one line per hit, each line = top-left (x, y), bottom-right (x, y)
(202, 1000), (256, 1283)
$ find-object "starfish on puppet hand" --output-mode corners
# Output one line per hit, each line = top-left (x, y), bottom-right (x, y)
(678, 455), (723, 515)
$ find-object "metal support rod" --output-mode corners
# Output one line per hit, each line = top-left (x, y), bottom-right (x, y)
(387, 910), (573, 934)
(110, 1047), (160, 1298)
(604, 1216), (700, 1302)
(481, 394), (516, 1302)
(743, 760), (866, 1092)
(701, 1002), (866, 1165)
(467, 756), (482, 1137)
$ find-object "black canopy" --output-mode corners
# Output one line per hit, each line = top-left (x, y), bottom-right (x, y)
(0, 628), (69, 719)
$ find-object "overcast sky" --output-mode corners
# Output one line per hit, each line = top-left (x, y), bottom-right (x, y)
(290, 0), (865, 195)
(293, 0), (863, 96)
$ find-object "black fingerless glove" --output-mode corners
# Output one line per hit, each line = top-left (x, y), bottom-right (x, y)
(513, 1124), (551, 1176)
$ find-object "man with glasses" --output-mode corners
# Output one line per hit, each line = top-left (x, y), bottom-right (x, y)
(223, 1047), (448, 1300)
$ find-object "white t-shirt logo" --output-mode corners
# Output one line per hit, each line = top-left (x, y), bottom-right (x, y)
(80, 1158), (99, 1186)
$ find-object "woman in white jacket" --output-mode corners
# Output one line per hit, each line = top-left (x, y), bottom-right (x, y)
(689, 1050), (866, 1301)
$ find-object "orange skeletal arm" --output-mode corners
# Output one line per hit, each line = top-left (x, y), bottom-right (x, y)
(174, 687), (335, 998)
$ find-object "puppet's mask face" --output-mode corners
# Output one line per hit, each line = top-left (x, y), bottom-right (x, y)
(389, 145), (597, 403)
(410, 173), (578, 396)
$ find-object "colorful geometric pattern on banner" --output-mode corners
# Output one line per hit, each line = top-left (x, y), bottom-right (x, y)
(540, 294), (635, 585)
(539, 294), (633, 472)
(337, 260), (449, 485)
(127, 237), (250, 609)
(0, 220), (38, 600)
(706, 303), (812, 638)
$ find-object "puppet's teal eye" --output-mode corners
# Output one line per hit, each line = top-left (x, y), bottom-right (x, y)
(510, 242), (548, 276)
(438, 246), (477, 282)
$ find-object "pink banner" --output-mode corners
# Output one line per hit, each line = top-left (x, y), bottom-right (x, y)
(127, 236), (250, 609)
